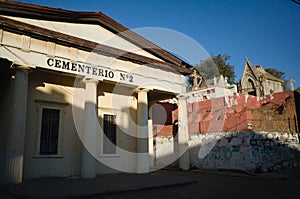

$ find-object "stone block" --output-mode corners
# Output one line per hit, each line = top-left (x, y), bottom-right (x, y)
(230, 138), (242, 147)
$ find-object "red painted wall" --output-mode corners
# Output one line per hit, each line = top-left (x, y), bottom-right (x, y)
(152, 91), (296, 135)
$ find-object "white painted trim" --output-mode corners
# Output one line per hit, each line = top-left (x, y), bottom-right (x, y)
(0, 30), (185, 93)
(0, 29), (3, 44)
(33, 100), (67, 158)
(98, 111), (119, 157)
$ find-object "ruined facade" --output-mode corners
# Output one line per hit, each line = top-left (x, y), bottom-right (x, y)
(239, 58), (285, 97)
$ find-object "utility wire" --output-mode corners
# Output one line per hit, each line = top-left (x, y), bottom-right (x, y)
(292, 0), (300, 6)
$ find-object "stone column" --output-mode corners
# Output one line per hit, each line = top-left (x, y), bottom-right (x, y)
(136, 88), (150, 173)
(81, 78), (99, 179)
(177, 94), (189, 170)
(5, 65), (32, 184)
(148, 119), (154, 168)
(255, 86), (261, 97)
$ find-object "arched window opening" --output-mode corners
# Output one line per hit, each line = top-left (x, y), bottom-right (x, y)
(248, 79), (257, 96)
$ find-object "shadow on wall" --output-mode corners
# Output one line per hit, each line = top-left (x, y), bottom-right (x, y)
(1, 59), (300, 183)
(153, 130), (300, 173)
(154, 124), (300, 172)
(294, 91), (300, 142)
(0, 59), (13, 183)
(152, 91), (300, 173)
(188, 131), (300, 172)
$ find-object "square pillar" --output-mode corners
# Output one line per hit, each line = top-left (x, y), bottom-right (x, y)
(81, 78), (99, 179)
(177, 94), (190, 170)
(136, 88), (150, 173)
(148, 119), (154, 168)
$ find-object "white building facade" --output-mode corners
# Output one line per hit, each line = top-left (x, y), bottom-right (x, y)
(0, 2), (192, 184)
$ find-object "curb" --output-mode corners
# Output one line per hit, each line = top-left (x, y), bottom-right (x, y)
(190, 168), (300, 180)
(0, 175), (197, 199)
(68, 178), (197, 198)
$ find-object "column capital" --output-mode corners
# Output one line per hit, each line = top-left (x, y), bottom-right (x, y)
(135, 88), (151, 94)
(11, 63), (34, 75)
(81, 77), (99, 85)
(176, 94), (189, 99)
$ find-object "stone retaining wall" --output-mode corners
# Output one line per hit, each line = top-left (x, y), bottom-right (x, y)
(189, 131), (300, 172)
(155, 131), (300, 172)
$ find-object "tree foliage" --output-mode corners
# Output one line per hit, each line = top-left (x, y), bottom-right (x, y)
(194, 54), (236, 84)
(265, 68), (285, 80)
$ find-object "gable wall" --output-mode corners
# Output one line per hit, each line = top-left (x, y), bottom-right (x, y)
(2, 15), (164, 62)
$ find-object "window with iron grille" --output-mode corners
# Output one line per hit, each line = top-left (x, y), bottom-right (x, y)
(103, 114), (117, 154)
(39, 108), (60, 155)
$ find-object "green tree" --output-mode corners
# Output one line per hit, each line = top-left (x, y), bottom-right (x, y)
(296, 87), (300, 92)
(265, 68), (285, 80)
(194, 54), (236, 84)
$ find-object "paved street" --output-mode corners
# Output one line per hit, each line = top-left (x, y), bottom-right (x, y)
(105, 170), (300, 199)
(1, 169), (300, 199)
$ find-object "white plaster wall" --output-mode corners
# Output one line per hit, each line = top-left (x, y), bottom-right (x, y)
(155, 136), (178, 167)
(2, 16), (164, 61)
(0, 27), (188, 178)
(23, 71), (83, 178)
(0, 31), (186, 94)
(22, 69), (146, 178)
(96, 92), (138, 173)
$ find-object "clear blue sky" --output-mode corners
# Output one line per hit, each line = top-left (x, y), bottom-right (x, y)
(14, 0), (300, 88)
